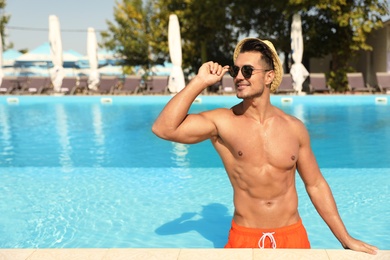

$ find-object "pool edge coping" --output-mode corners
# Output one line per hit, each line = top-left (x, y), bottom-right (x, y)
(0, 248), (389, 260)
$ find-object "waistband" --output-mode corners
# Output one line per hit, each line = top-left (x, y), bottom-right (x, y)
(231, 218), (303, 236)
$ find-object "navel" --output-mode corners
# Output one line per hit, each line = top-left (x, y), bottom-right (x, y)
(238, 151), (243, 156)
(291, 155), (296, 161)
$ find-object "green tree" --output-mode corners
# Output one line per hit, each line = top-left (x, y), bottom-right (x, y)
(102, 0), (239, 75)
(102, 0), (388, 89)
(311, 0), (388, 91)
(145, 0), (238, 73)
(176, 0), (237, 71)
(231, 0), (388, 92)
(0, 0), (12, 50)
(229, 0), (294, 72)
(101, 0), (167, 75)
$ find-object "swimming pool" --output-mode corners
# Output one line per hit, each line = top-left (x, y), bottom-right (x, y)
(0, 95), (389, 249)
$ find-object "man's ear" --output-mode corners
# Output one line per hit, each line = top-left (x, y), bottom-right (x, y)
(264, 70), (275, 86)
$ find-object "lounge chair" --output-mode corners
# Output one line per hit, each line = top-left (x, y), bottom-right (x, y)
(346, 72), (374, 93)
(72, 76), (89, 95)
(220, 75), (235, 94)
(309, 73), (332, 94)
(16, 76), (28, 91)
(276, 74), (296, 94)
(147, 76), (169, 94)
(113, 76), (141, 95)
(58, 77), (78, 95)
(89, 76), (119, 95)
(375, 72), (390, 93)
(22, 77), (50, 94)
(0, 76), (18, 94)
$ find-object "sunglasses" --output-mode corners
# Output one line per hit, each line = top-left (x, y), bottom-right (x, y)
(228, 65), (271, 79)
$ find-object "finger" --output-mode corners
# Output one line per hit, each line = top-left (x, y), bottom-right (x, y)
(363, 244), (378, 255)
(215, 65), (230, 76)
(215, 65), (225, 76)
(222, 65), (230, 74)
(352, 242), (378, 255)
(209, 63), (217, 74)
(216, 64), (230, 76)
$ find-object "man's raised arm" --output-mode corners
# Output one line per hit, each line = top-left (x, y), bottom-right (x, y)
(152, 62), (229, 144)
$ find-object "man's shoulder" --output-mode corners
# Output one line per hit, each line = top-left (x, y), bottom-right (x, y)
(204, 107), (233, 114)
(200, 107), (232, 120)
(275, 108), (306, 128)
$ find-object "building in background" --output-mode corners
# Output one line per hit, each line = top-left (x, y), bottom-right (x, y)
(309, 19), (390, 87)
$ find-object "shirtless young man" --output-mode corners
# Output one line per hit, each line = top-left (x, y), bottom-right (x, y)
(152, 38), (377, 254)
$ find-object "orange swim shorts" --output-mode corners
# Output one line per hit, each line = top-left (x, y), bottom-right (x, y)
(224, 219), (311, 249)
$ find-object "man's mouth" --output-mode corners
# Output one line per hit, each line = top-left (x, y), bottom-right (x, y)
(236, 82), (248, 90)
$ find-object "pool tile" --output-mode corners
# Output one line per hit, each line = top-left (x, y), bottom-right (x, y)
(0, 249), (35, 260)
(0, 249), (389, 260)
(104, 248), (180, 259)
(253, 249), (328, 259)
(326, 249), (390, 259)
(27, 248), (109, 259)
(178, 248), (252, 260)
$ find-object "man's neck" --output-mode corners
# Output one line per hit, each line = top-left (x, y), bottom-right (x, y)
(241, 95), (274, 123)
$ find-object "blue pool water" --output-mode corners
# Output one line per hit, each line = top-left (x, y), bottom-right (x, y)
(0, 95), (389, 249)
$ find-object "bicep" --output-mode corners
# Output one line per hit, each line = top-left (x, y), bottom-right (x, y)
(170, 112), (218, 144)
(296, 124), (324, 188)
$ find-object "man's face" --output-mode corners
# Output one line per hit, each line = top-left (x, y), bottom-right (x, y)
(233, 52), (274, 99)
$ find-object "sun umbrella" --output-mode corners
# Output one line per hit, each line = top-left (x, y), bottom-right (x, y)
(168, 14), (185, 93)
(48, 15), (64, 92)
(0, 31), (4, 87)
(290, 14), (309, 95)
(87, 27), (99, 91)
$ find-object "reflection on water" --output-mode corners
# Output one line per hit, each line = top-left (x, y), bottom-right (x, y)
(55, 104), (73, 170)
(171, 142), (190, 167)
(91, 104), (105, 167)
(0, 106), (13, 164)
(293, 104), (306, 124)
(0, 99), (388, 168)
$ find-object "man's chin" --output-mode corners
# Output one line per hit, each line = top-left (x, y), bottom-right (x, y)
(236, 93), (244, 99)
(236, 90), (247, 99)
(237, 90), (264, 100)
(236, 90), (253, 99)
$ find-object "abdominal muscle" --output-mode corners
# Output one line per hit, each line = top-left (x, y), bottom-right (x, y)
(211, 108), (302, 229)
(225, 163), (300, 229)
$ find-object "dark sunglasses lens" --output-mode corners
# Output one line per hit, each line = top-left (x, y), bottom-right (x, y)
(229, 66), (239, 77)
(241, 65), (253, 78)
(229, 65), (254, 78)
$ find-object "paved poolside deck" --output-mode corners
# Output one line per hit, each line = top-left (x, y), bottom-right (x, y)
(0, 248), (389, 260)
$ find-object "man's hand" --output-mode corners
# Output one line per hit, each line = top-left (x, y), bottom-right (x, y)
(343, 237), (378, 255)
(196, 61), (230, 88)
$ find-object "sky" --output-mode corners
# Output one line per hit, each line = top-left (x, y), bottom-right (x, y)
(5, 0), (116, 55)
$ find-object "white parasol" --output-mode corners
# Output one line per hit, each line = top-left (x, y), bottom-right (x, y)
(168, 14), (185, 93)
(0, 31), (4, 87)
(290, 14), (309, 95)
(87, 27), (100, 91)
(48, 15), (64, 92)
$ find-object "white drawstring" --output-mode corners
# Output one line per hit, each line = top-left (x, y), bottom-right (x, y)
(258, 232), (277, 249)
